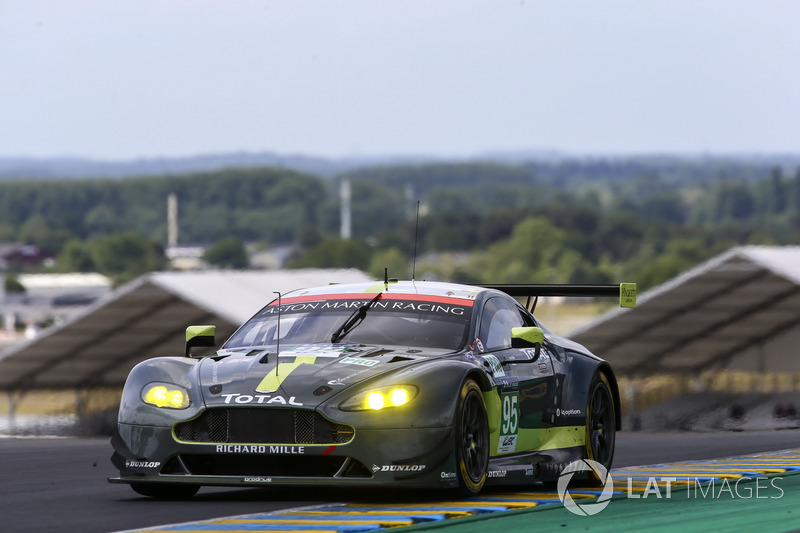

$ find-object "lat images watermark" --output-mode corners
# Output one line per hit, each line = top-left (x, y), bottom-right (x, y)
(557, 460), (785, 516)
(557, 459), (614, 516)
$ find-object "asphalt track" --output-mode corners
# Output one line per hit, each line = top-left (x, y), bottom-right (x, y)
(2, 430), (800, 533)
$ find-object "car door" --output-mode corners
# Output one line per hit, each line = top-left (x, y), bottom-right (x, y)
(475, 296), (555, 456)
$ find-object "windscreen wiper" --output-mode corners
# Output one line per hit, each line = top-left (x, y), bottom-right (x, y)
(330, 292), (382, 344)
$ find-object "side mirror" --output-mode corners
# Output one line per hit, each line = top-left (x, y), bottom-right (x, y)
(185, 325), (216, 357)
(511, 326), (544, 359)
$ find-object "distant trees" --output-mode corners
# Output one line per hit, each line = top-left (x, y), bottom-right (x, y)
(1, 159), (800, 291)
(55, 233), (166, 285)
(288, 238), (371, 271)
(203, 237), (249, 269)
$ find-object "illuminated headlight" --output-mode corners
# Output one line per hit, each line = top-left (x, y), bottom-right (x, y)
(141, 382), (190, 409)
(340, 385), (418, 411)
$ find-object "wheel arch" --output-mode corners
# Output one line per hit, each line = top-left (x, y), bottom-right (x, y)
(559, 353), (622, 431)
(595, 363), (622, 431)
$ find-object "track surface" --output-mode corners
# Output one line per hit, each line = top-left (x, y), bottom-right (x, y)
(1, 430), (800, 533)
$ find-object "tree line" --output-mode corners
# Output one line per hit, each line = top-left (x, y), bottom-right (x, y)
(0, 159), (798, 288)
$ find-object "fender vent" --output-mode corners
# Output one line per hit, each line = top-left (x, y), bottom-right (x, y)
(174, 408), (354, 445)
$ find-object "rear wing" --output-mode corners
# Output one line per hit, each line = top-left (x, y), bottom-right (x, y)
(482, 283), (637, 309)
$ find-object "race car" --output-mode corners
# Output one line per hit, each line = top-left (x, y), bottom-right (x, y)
(110, 279), (636, 498)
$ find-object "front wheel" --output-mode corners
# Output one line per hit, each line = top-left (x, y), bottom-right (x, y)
(584, 372), (616, 484)
(454, 379), (489, 497)
(130, 482), (200, 499)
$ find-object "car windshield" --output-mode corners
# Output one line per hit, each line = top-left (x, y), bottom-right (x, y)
(223, 296), (473, 351)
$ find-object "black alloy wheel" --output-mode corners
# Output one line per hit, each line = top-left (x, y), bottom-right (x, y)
(455, 379), (489, 497)
(585, 372), (616, 481)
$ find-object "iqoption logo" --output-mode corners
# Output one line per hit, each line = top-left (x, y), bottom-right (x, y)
(557, 459), (614, 516)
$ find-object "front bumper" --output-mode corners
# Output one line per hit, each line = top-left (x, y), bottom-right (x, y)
(110, 421), (459, 489)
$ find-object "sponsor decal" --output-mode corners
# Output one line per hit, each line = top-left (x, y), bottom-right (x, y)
(372, 464), (427, 472)
(265, 298), (470, 316)
(328, 369), (371, 386)
(125, 460), (160, 469)
(558, 408), (582, 416)
(440, 471), (457, 479)
(500, 381), (520, 393)
(339, 356), (379, 367)
(521, 382), (548, 399)
(497, 392), (519, 454)
(482, 354), (504, 377)
(474, 338), (486, 353)
(216, 445), (305, 454)
(488, 470), (508, 478)
(498, 435), (518, 454)
(244, 477), (273, 482)
(220, 393), (303, 405)
(278, 345), (351, 358)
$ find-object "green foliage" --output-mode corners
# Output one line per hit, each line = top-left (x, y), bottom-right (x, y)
(288, 238), (371, 270)
(56, 240), (95, 272)
(368, 247), (411, 280)
(17, 215), (72, 253)
(88, 232), (167, 285)
(2, 158), (800, 294)
(0, 167), (324, 253)
(203, 237), (249, 269)
(4, 273), (25, 293)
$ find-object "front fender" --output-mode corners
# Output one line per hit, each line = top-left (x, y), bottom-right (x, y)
(118, 357), (204, 427)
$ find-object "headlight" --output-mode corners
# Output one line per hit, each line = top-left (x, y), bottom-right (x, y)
(340, 385), (418, 411)
(141, 382), (191, 409)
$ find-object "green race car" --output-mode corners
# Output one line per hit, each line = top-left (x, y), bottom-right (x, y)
(110, 279), (635, 498)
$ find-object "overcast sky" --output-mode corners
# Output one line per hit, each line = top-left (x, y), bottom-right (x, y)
(1, 1), (799, 161)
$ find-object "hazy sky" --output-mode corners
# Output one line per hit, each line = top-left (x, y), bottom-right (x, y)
(2, 1), (799, 160)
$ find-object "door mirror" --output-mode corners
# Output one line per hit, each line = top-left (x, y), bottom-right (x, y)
(511, 326), (544, 348)
(185, 325), (216, 357)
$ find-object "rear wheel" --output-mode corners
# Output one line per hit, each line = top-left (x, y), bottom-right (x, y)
(454, 379), (489, 497)
(130, 482), (200, 499)
(584, 372), (616, 483)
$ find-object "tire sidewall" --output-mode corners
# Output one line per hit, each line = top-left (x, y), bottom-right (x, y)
(455, 379), (489, 496)
(584, 372), (616, 476)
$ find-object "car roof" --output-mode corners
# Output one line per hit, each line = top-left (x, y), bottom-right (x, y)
(282, 280), (487, 302)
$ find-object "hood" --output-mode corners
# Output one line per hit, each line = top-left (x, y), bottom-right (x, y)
(198, 343), (435, 409)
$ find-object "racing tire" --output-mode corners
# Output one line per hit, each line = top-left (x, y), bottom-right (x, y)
(454, 379), (489, 497)
(584, 372), (616, 485)
(130, 482), (200, 499)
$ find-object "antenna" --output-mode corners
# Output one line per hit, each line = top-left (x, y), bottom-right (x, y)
(274, 291), (281, 376)
(412, 201), (420, 281)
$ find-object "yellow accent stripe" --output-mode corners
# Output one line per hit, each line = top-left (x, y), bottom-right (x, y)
(145, 531), (339, 533)
(362, 283), (386, 293)
(255, 356), (316, 392)
(357, 501), (539, 509)
(218, 518), (413, 525)
(300, 510), (474, 517)
(490, 425), (585, 457)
